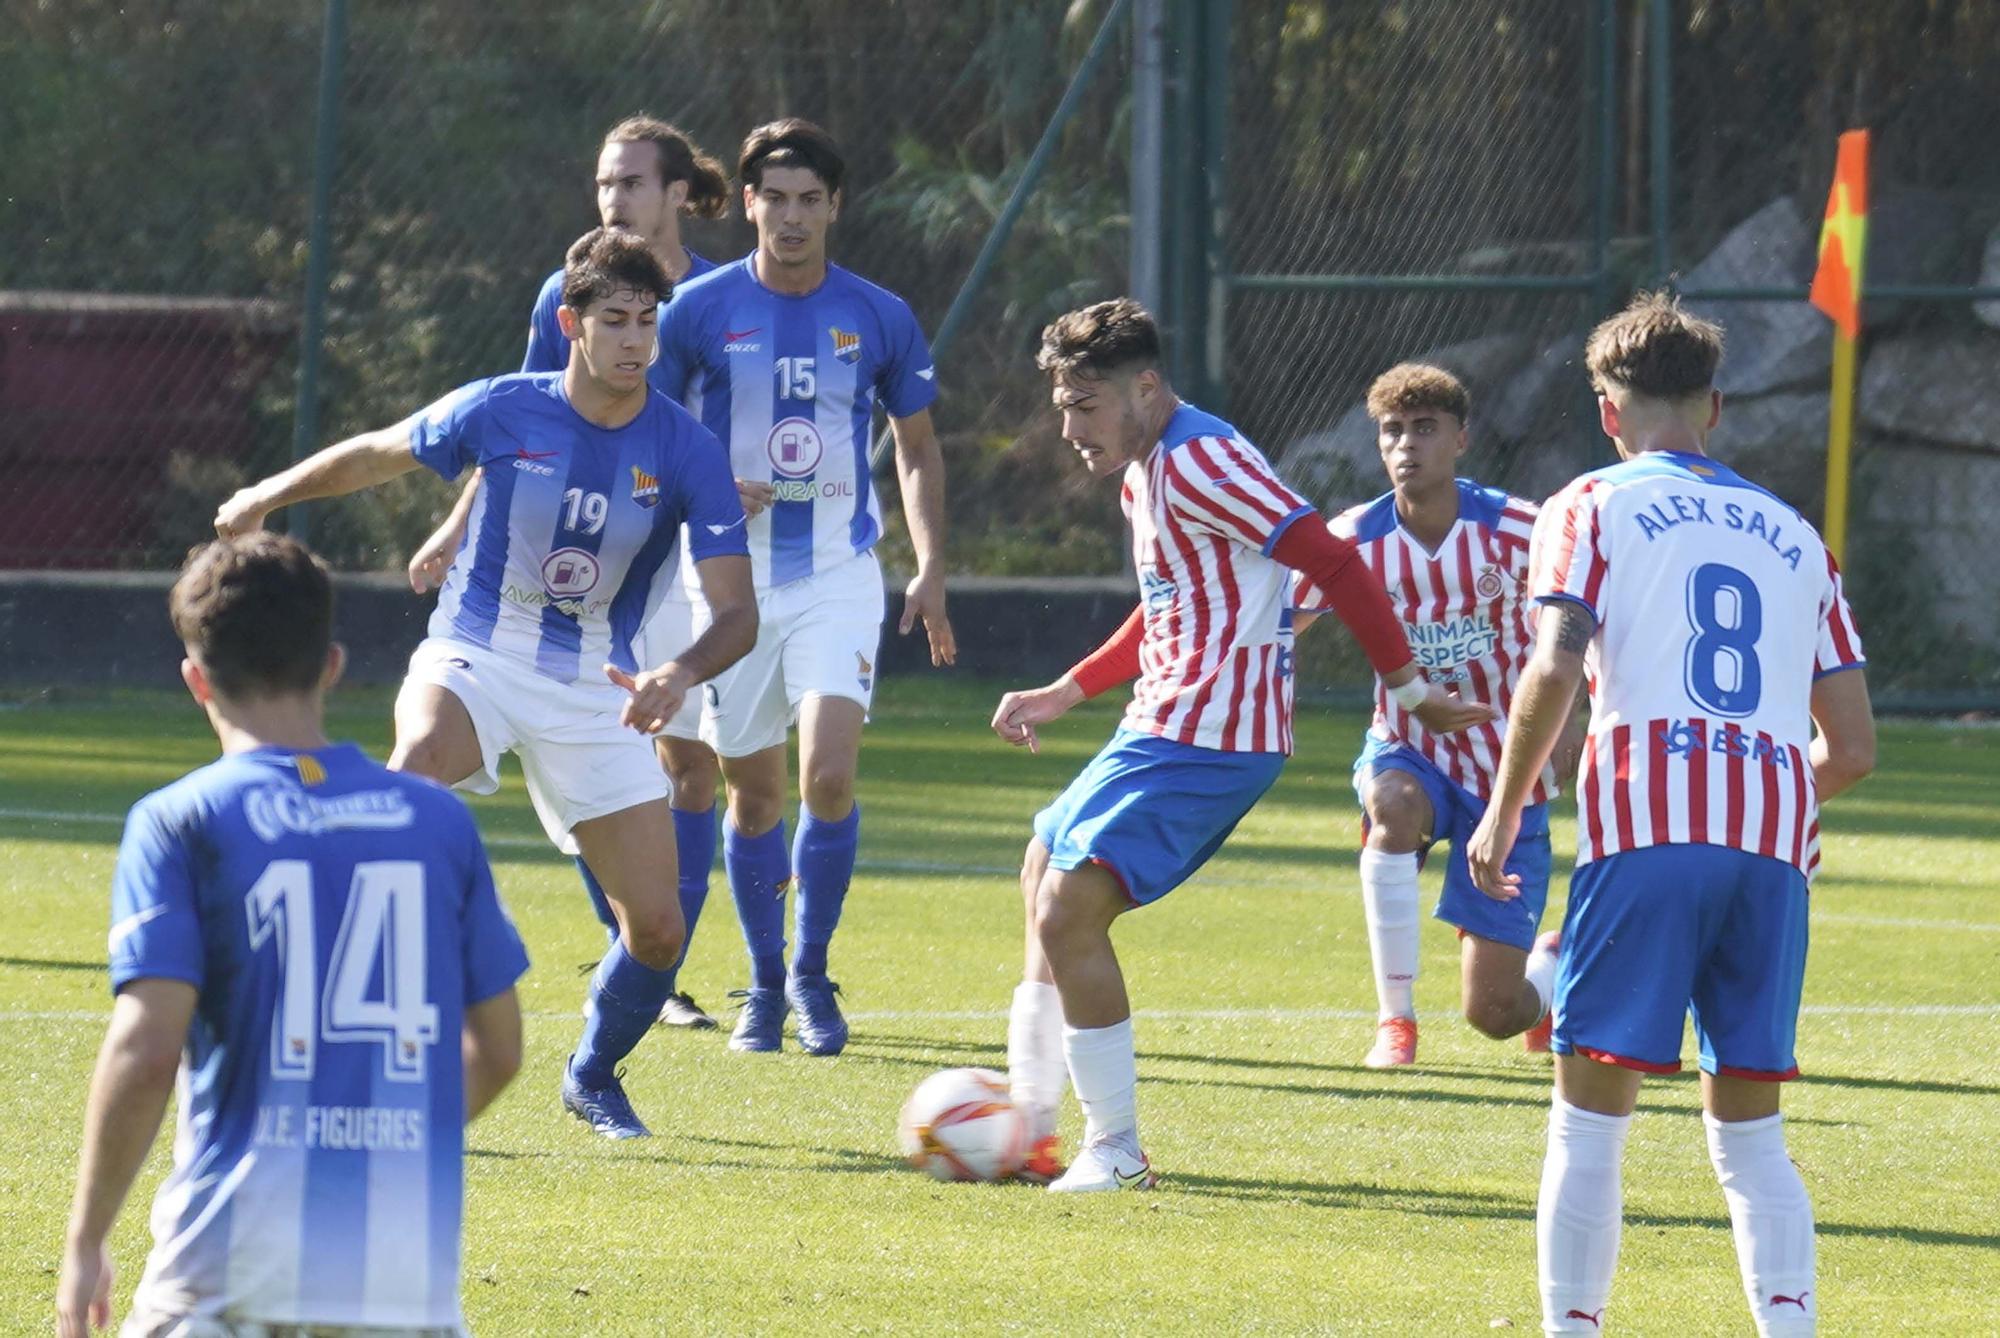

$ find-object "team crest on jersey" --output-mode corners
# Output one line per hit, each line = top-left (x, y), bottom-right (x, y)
(292, 755), (327, 787)
(630, 465), (661, 509)
(1475, 564), (1505, 599)
(830, 327), (862, 364)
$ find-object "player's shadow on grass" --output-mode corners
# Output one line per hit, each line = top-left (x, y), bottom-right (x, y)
(1173, 1173), (2000, 1248)
(678, 1133), (905, 1177)
(843, 1033), (1007, 1068)
(0, 955), (102, 973)
(1795, 1069), (2000, 1099)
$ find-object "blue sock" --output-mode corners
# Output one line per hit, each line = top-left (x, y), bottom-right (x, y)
(575, 856), (619, 946)
(669, 805), (718, 979)
(725, 819), (789, 991)
(791, 804), (860, 979)
(573, 940), (674, 1086)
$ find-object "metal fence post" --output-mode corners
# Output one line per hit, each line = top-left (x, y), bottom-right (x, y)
(289, 0), (348, 544)
(1648, 0), (1672, 285)
(1198, 0), (1235, 415)
(1130, 0), (1166, 314)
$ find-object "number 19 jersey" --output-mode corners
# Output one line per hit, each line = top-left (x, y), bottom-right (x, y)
(656, 257), (938, 590)
(1530, 451), (1865, 876)
(108, 744), (529, 1330)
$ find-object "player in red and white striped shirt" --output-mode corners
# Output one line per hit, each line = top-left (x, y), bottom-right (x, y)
(988, 301), (1491, 1192)
(1467, 295), (1875, 1338)
(1294, 364), (1577, 1070)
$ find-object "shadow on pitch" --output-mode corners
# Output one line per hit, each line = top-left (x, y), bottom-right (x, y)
(0, 955), (103, 973)
(1174, 1172), (2000, 1248)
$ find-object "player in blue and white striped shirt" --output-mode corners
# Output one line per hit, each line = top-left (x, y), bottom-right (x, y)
(654, 119), (956, 1056)
(409, 117), (736, 1031)
(58, 534), (527, 1337)
(215, 230), (757, 1140)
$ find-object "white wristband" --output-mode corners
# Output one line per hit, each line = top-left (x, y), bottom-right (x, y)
(1389, 676), (1430, 711)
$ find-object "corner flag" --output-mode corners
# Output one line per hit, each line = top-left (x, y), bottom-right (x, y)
(1809, 129), (1869, 565)
(1810, 130), (1869, 338)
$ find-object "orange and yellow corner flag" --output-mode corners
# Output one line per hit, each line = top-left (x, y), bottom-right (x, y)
(1810, 129), (1870, 337)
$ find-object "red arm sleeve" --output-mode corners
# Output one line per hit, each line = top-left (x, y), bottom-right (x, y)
(1270, 519), (1414, 676)
(1067, 604), (1145, 699)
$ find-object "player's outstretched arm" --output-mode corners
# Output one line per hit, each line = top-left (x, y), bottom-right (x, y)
(991, 604), (1143, 751)
(58, 978), (197, 1338)
(1809, 666), (1876, 801)
(1468, 600), (1593, 899)
(462, 987), (523, 1122)
(215, 423), (423, 537)
(608, 553), (758, 734)
(1272, 519), (1494, 734)
(409, 468), (483, 593)
(889, 409), (957, 667)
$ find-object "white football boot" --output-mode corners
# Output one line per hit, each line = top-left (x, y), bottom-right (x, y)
(1047, 1132), (1157, 1193)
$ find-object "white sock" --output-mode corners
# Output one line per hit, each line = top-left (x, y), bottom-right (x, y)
(1359, 848), (1421, 1021)
(1707, 1112), (1816, 1337)
(1525, 937), (1559, 1019)
(1007, 981), (1066, 1140)
(1062, 1018), (1138, 1146)
(1539, 1097), (1630, 1334)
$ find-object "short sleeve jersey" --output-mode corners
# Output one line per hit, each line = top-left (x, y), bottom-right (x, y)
(408, 373), (747, 683)
(1120, 403), (1317, 753)
(110, 744), (528, 1329)
(1530, 451), (1865, 875)
(518, 249), (719, 607)
(1295, 480), (1552, 802)
(655, 257), (937, 589)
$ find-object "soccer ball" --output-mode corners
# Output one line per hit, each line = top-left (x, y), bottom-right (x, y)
(897, 1067), (1027, 1182)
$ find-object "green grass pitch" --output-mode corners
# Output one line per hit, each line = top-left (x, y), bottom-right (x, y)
(1, 680), (1995, 1334)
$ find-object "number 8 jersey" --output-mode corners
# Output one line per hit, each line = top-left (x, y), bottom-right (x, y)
(1531, 451), (1865, 878)
(107, 744), (529, 1330)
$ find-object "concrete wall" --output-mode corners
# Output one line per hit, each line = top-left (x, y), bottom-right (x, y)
(0, 572), (1136, 691)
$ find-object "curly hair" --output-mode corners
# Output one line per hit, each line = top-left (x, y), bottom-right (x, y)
(1365, 363), (1469, 423)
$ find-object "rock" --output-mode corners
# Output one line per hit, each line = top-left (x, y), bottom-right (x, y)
(1976, 224), (2000, 329)
(1859, 331), (2000, 450)
(1678, 196), (1830, 396)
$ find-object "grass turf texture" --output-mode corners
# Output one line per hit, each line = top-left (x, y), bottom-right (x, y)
(1, 679), (1996, 1334)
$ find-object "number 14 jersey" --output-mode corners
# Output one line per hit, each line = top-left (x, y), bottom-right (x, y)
(108, 744), (529, 1330)
(1531, 451), (1864, 877)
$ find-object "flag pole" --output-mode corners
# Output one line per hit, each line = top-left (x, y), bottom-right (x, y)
(1823, 328), (1856, 566)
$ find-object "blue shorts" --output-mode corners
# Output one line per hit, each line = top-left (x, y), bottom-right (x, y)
(1354, 734), (1551, 952)
(1554, 844), (1809, 1080)
(1034, 728), (1286, 905)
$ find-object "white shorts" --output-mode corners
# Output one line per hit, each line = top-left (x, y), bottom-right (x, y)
(122, 1311), (461, 1338)
(632, 594), (703, 742)
(697, 553), (885, 759)
(405, 637), (668, 852)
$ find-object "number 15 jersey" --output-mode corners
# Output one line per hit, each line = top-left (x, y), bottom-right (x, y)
(656, 257), (938, 590)
(1531, 451), (1864, 877)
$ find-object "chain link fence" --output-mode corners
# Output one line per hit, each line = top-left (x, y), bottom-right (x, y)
(1222, 0), (2000, 700)
(2, 0), (1133, 575)
(6, 1), (1996, 698)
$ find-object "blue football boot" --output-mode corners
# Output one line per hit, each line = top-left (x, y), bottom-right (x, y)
(560, 1057), (651, 1139)
(727, 986), (788, 1053)
(785, 973), (849, 1056)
